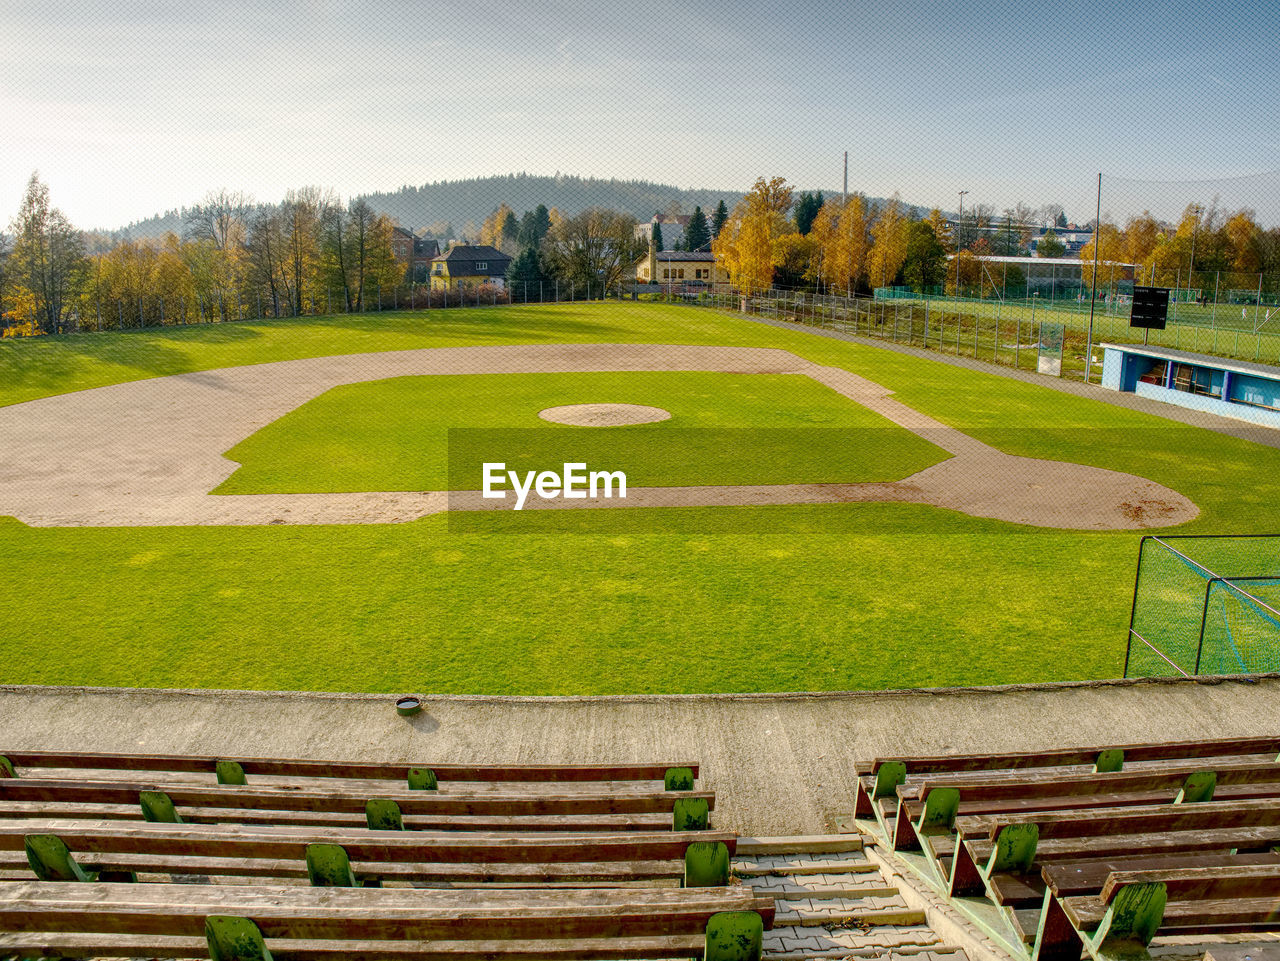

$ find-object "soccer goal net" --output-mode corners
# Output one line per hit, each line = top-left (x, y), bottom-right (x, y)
(1125, 535), (1280, 677)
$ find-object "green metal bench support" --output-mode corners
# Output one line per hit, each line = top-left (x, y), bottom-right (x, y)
(206, 915), (273, 961)
(305, 842), (357, 887)
(873, 761), (907, 799)
(684, 840), (731, 887)
(950, 822), (1039, 898)
(673, 797), (710, 831)
(705, 910), (764, 961)
(1094, 749), (1125, 774)
(665, 767), (695, 791)
(988, 822), (1039, 875)
(140, 790), (183, 823)
(895, 785), (962, 852)
(1082, 881), (1167, 961)
(25, 834), (94, 883)
(215, 760), (247, 786)
(365, 798), (404, 831)
(407, 766), (438, 790)
(1175, 770), (1216, 803)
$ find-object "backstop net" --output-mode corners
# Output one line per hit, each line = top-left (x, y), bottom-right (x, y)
(1125, 535), (1280, 677)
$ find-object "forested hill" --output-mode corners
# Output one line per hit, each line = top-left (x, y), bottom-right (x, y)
(105, 174), (747, 241)
(362, 174), (745, 234)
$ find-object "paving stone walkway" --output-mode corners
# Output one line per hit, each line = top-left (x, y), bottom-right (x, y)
(735, 836), (967, 961)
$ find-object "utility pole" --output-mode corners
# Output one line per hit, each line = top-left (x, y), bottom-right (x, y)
(1085, 173), (1102, 384)
(843, 152), (848, 204)
(1188, 203), (1204, 304)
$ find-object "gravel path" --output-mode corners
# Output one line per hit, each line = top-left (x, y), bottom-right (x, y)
(0, 343), (1196, 529)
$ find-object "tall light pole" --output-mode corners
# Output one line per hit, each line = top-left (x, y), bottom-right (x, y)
(1085, 173), (1102, 384)
(955, 190), (969, 297)
(1188, 203), (1203, 304)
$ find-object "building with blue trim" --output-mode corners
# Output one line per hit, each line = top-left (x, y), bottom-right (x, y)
(1099, 342), (1280, 428)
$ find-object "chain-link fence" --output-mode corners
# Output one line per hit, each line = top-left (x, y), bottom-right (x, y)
(41, 277), (635, 335)
(653, 281), (1280, 380)
(1124, 535), (1280, 677)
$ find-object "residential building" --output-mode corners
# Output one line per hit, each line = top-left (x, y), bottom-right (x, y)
(636, 249), (729, 285)
(429, 244), (512, 291)
(391, 227), (441, 283)
(634, 214), (694, 251)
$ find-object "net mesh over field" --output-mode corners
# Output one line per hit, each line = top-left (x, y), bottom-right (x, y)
(1126, 535), (1280, 677)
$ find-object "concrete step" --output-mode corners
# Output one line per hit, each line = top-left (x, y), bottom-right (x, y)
(735, 856), (880, 877)
(764, 952), (964, 961)
(775, 903), (927, 928)
(744, 875), (901, 900)
(762, 923), (949, 959)
(738, 835), (865, 856)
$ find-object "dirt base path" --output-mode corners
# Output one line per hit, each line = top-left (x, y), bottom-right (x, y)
(0, 343), (1196, 529)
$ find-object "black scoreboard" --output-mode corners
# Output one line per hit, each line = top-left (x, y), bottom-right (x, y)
(1131, 286), (1170, 330)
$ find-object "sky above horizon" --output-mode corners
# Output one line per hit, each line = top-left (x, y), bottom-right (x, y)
(3, 0), (1279, 230)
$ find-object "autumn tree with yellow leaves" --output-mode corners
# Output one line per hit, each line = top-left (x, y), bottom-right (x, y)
(808, 195), (870, 294)
(867, 195), (910, 289)
(713, 177), (793, 293)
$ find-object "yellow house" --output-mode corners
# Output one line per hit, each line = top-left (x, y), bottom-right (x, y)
(429, 244), (513, 291)
(636, 249), (729, 285)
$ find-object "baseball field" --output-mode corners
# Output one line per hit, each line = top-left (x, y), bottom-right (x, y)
(2, 301), (1276, 694)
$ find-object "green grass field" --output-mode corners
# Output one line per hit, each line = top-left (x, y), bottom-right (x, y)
(217, 372), (943, 493)
(3, 301), (1279, 695)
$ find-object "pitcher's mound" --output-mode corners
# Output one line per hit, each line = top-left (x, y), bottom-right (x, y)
(538, 404), (672, 426)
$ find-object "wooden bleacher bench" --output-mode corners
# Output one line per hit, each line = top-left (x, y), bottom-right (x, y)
(1034, 864), (1280, 961)
(0, 749), (716, 849)
(0, 751), (701, 786)
(889, 759), (1280, 855)
(0, 882), (777, 960)
(0, 777), (716, 832)
(0, 751), (775, 959)
(854, 735), (1280, 825)
(0, 819), (738, 885)
(850, 736), (1280, 958)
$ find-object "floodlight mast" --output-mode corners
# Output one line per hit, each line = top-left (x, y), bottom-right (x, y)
(1188, 203), (1204, 303)
(954, 190), (969, 299)
(1085, 173), (1101, 384)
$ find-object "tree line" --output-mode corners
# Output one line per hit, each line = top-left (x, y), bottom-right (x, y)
(0, 173), (658, 336)
(711, 177), (1280, 299)
(0, 175), (408, 336)
(7, 170), (1280, 337)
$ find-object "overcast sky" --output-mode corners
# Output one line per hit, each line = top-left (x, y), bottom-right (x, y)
(3, 0), (1278, 229)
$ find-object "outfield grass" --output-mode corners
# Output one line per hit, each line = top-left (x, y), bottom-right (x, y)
(3, 301), (1279, 694)
(0, 509), (1136, 693)
(217, 372), (944, 493)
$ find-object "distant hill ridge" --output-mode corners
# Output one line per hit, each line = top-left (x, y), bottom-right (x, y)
(103, 173), (745, 242)
(103, 172), (921, 242)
